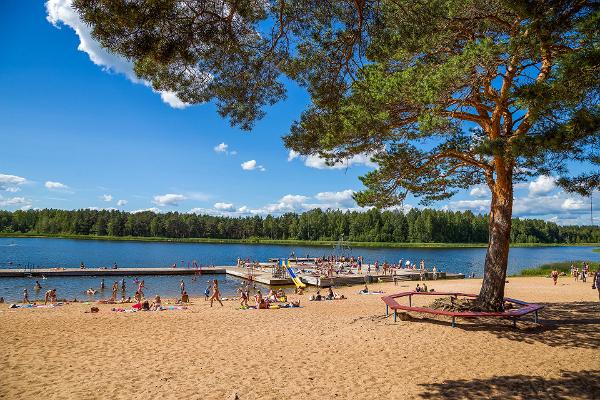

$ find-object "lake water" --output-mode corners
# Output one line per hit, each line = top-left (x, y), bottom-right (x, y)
(0, 237), (598, 301)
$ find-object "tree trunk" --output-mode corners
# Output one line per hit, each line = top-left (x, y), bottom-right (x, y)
(477, 178), (513, 311)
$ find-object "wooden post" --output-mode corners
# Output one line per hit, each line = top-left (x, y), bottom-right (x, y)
(534, 310), (539, 323)
(394, 310), (397, 323)
(409, 295), (412, 307)
(451, 316), (455, 328)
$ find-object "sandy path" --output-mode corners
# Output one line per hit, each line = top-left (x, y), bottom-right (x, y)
(1, 276), (598, 399)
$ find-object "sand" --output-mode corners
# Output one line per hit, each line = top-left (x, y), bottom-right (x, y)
(1, 276), (598, 400)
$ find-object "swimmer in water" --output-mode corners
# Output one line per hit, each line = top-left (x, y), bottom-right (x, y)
(34, 281), (42, 291)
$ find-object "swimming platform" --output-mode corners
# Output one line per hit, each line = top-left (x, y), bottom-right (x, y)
(0, 265), (464, 287)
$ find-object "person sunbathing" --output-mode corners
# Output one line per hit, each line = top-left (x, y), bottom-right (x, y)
(44, 289), (57, 305)
(181, 291), (189, 303)
(151, 295), (162, 310)
(359, 284), (369, 294)
(326, 287), (335, 300)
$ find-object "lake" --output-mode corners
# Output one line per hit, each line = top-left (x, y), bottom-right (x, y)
(0, 237), (598, 301)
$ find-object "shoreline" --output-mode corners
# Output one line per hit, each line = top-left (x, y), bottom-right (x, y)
(1, 232), (598, 249)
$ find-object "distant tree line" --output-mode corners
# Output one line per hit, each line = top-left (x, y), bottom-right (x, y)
(0, 208), (597, 244)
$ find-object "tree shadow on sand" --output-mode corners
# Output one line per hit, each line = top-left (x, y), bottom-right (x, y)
(418, 370), (600, 399)
(398, 301), (599, 350)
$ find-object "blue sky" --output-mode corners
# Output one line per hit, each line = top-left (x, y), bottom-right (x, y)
(0, 0), (597, 225)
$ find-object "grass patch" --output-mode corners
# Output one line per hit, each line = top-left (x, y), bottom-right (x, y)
(518, 261), (600, 277)
(0, 232), (598, 249)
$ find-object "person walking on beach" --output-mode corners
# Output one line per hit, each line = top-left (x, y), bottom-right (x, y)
(23, 288), (29, 303)
(210, 279), (223, 307)
(551, 269), (559, 285)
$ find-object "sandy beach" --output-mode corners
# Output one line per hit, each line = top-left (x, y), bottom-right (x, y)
(1, 276), (598, 400)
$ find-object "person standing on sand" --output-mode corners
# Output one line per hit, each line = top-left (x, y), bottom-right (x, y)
(180, 279), (186, 295)
(210, 279), (224, 307)
(551, 269), (559, 285)
(574, 265), (579, 282)
(121, 279), (126, 294)
(23, 288), (29, 303)
(112, 281), (119, 300)
(593, 269), (600, 301)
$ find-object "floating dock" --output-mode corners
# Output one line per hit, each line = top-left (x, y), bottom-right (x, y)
(0, 266), (463, 287)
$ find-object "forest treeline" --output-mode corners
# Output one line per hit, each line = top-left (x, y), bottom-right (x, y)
(0, 208), (598, 244)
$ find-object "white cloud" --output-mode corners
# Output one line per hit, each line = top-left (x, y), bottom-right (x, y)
(0, 173), (28, 192)
(561, 198), (587, 211)
(116, 199), (128, 207)
(528, 175), (556, 196)
(132, 207), (161, 214)
(0, 197), (29, 207)
(45, 181), (69, 190)
(241, 160), (266, 171)
(470, 186), (490, 198)
(214, 143), (229, 153)
(444, 199), (491, 213)
(152, 193), (187, 206)
(101, 194), (113, 202)
(45, 0), (189, 109)
(214, 202), (235, 211)
(290, 152), (377, 170)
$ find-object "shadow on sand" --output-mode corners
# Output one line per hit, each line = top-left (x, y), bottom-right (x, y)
(393, 301), (599, 350)
(418, 369), (600, 399)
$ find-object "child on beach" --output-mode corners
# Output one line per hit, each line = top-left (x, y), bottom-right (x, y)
(551, 269), (559, 285)
(151, 295), (162, 311)
(210, 279), (223, 307)
(238, 286), (249, 307)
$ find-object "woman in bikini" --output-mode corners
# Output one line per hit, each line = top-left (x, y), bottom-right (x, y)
(210, 279), (223, 307)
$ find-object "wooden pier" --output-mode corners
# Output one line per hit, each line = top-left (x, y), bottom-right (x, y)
(0, 265), (463, 287)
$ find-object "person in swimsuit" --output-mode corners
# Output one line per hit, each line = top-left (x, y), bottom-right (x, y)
(111, 281), (119, 301)
(44, 289), (57, 305)
(34, 281), (42, 291)
(594, 269), (600, 301)
(100, 279), (105, 290)
(23, 288), (29, 303)
(551, 269), (559, 285)
(180, 279), (186, 295)
(210, 279), (223, 307)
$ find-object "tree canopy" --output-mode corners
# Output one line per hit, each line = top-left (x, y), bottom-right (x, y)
(73, 0), (599, 309)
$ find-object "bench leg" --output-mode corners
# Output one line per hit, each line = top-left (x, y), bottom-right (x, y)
(409, 295), (412, 307)
(512, 317), (517, 328)
(394, 310), (397, 323)
(451, 316), (455, 328)
(386, 304), (389, 316)
(534, 310), (538, 324)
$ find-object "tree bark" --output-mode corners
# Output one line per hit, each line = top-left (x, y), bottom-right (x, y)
(477, 176), (513, 311)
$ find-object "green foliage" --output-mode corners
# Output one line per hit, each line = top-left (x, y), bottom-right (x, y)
(518, 261), (599, 276)
(0, 208), (598, 244)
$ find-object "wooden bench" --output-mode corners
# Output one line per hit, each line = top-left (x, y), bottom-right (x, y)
(382, 291), (543, 327)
